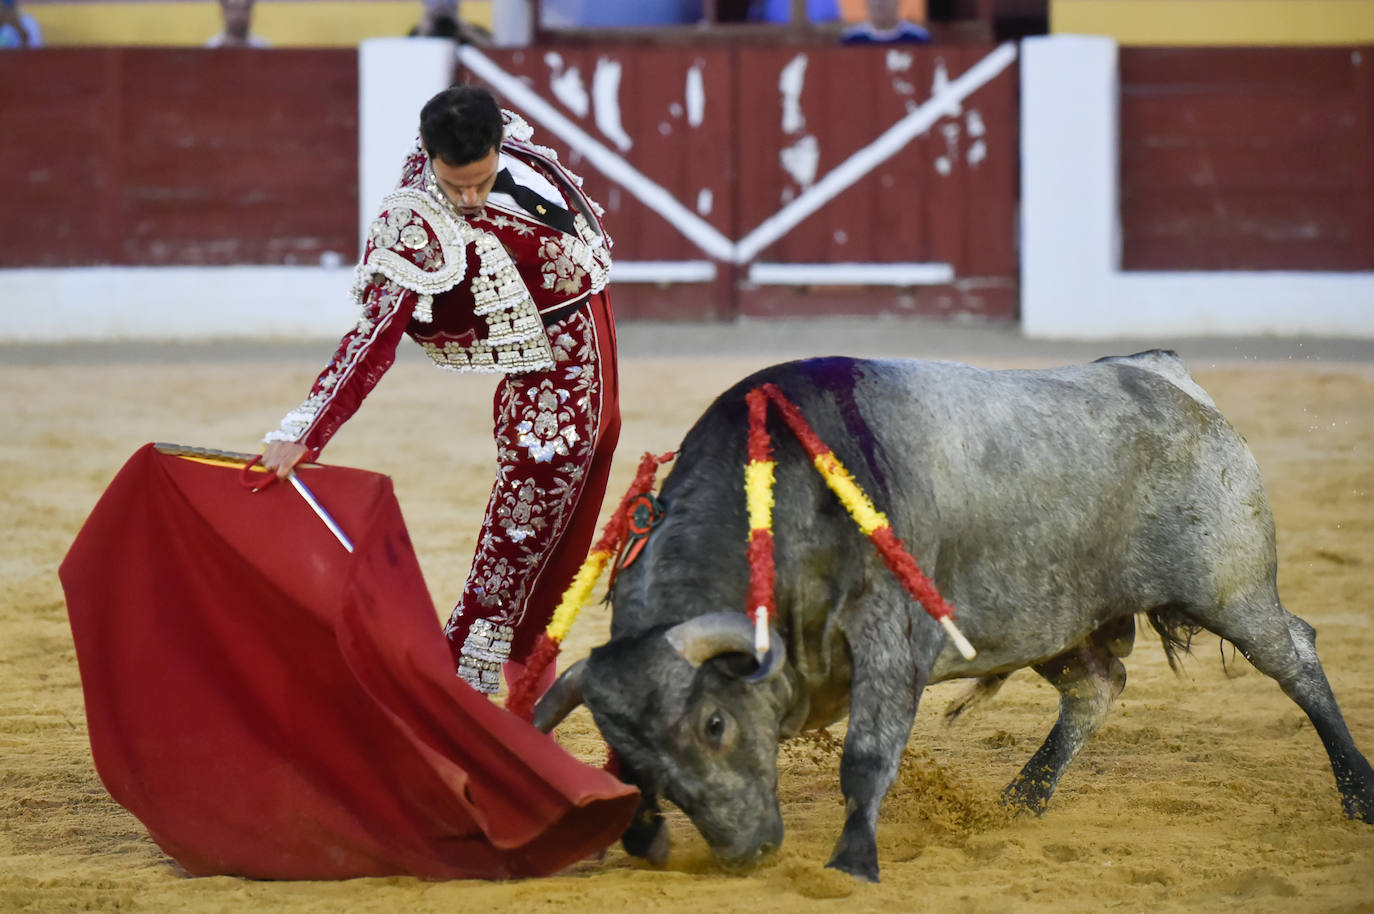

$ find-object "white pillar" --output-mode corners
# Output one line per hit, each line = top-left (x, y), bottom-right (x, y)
(490, 0), (534, 46)
(1020, 34), (1374, 339)
(358, 37), (456, 245)
(1020, 35), (1120, 339)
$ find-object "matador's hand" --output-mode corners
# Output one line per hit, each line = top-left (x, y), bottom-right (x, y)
(261, 441), (309, 480)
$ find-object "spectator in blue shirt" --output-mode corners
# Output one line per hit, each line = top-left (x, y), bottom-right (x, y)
(756, 0), (840, 23)
(1, 0), (41, 48)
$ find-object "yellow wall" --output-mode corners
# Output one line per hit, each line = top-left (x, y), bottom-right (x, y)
(1052, 0), (1374, 45)
(25, 0), (491, 47)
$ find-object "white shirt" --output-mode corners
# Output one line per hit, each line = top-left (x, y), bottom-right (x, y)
(485, 153), (564, 213)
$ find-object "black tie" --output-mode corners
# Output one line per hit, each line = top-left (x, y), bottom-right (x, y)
(491, 168), (578, 235)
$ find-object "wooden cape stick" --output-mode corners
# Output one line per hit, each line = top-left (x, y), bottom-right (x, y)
(153, 443), (354, 553)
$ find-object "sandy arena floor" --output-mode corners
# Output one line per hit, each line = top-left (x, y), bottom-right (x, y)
(3, 318), (1373, 912)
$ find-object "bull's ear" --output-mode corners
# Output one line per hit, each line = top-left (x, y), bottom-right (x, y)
(532, 659), (587, 733)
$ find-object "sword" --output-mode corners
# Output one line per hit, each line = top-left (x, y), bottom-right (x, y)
(285, 474), (354, 553)
(153, 443), (355, 554)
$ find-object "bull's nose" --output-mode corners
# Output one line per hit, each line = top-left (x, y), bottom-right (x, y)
(718, 842), (779, 872)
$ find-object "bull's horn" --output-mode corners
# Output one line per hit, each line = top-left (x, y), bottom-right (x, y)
(664, 613), (787, 680)
(532, 659), (587, 733)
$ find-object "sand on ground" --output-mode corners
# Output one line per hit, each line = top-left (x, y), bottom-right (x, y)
(3, 319), (1372, 913)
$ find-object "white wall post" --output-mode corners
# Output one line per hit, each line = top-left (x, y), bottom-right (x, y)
(1020, 35), (1120, 338)
(358, 37), (456, 245)
(489, 0), (534, 46)
(1021, 34), (1374, 339)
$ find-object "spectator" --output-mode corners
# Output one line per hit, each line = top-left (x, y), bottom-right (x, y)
(841, 0), (929, 43)
(0, 0), (42, 48)
(206, 0), (269, 48)
(409, 0), (491, 43)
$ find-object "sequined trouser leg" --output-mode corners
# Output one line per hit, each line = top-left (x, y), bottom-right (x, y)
(444, 293), (620, 693)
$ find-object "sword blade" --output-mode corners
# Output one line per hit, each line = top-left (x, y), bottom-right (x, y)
(288, 474), (355, 553)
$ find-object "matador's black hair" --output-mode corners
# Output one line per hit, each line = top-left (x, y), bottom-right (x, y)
(419, 84), (503, 166)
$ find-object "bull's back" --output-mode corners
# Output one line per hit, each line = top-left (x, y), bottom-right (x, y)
(621, 353), (1273, 680)
(780, 354), (1274, 677)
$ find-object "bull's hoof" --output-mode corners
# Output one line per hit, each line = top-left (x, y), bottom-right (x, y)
(1341, 789), (1374, 824)
(1336, 759), (1374, 824)
(826, 830), (880, 883)
(1000, 780), (1052, 817)
(622, 814), (671, 865)
(825, 854), (879, 883)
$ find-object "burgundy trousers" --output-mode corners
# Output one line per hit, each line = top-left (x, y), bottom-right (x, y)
(444, 291), (620, 693)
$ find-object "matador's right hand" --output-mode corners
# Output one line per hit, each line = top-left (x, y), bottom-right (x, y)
(261, 441), (309, 480)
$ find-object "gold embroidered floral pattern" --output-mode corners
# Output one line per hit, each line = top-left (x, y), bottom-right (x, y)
(538, 237), (587, 296)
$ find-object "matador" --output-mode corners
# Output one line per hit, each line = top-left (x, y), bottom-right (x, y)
(262, 85), (619, 695)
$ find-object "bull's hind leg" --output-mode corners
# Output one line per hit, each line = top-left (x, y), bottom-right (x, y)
(1194, 594), (1374, 822)
(1003, 616), (1135, 814)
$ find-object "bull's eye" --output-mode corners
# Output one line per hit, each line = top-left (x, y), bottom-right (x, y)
(704, 711), (727, 747)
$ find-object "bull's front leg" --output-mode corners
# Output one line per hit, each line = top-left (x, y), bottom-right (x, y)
(621, 791), (670, 864)
(826, 617), (927, 882)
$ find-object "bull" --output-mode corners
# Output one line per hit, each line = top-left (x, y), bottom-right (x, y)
(533, 352), (1374, 881)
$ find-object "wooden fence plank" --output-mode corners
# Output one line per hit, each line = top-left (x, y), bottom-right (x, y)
(1120, 45), (1374, 272)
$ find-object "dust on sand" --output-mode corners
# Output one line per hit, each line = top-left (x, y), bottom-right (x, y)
(3, 320), (1372, 913)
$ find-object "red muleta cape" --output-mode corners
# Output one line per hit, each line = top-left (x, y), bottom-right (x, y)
(59, 444), (637, 880)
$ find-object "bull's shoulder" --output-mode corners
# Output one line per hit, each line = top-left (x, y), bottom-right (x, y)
(1091, 349), (1217, 410)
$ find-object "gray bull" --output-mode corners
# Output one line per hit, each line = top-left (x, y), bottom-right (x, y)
(534, 352), (1374, 881)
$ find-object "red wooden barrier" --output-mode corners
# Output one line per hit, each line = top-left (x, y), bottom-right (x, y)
(464, 43), (1020, 320)
(7, 45), (1370, 321)
(467, 46), (741, 319)
(1119, 46), (1374, 272)
(2, 45), (1018, 320)
(0, 48), (358, 268)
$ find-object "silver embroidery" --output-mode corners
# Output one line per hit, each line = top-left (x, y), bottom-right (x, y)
(502, 109), (613, 258)
(455, 618), (513, 693)
(417, 159), (557, 373)
(514, 380), (581, 462)
(354, 189), (465, 301)
(537, 237), (587, 295)
(445, 310), (603, 693)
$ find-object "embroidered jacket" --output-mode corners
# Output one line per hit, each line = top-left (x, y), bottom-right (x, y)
(266, 112), (613, 456)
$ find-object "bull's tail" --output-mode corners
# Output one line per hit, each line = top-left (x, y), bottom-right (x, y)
(1144, 606), (1205, 673)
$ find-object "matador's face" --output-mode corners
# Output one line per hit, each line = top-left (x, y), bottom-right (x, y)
(430, 146), (500, 215)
